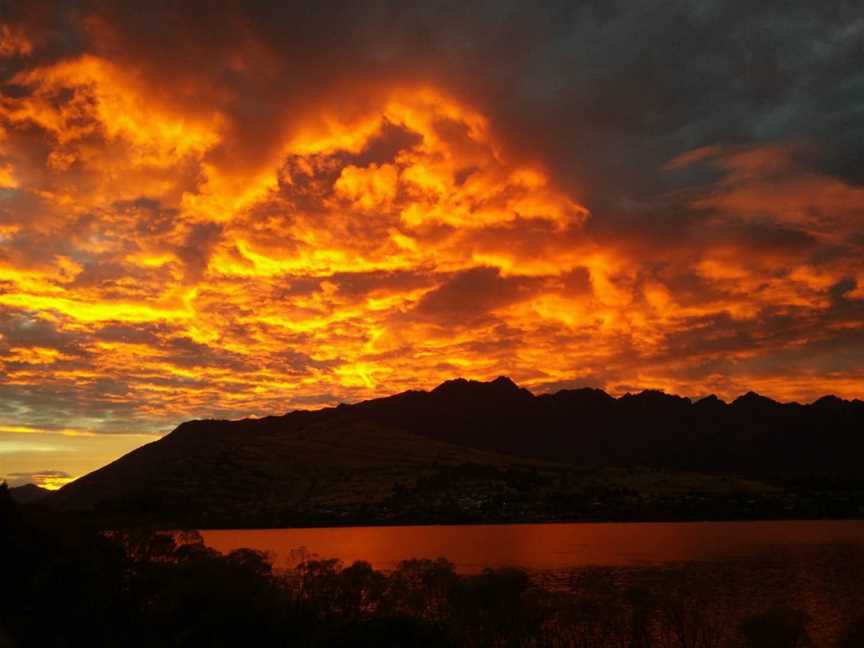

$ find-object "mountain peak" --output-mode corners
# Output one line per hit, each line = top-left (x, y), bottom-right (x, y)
(432, 375), (523, 395)
(620, 389), (691, 406)
(736, 390), (768, 401)
(491, 375), (519, 389)
(9, 483), (51, 504)
(813, 394), (845, 407)
(732, 391), (778, 408)
(697, 394), (725, 405)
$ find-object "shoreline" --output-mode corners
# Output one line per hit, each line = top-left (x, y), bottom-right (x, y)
(190, 516), (864, 531)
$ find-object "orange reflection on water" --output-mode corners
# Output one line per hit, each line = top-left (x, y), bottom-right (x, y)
(201, 520), (864, 573)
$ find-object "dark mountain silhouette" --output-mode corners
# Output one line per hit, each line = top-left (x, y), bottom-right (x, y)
(8, 483), (50, 504)
(47, 377), (864, 526)
(49, 407), (560, 527)
(349, 377), (864, 477)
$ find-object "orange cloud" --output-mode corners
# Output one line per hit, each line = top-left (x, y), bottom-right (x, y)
(0, 24), (32, 58)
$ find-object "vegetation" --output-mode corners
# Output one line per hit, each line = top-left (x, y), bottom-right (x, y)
(4, 482), (864, 647)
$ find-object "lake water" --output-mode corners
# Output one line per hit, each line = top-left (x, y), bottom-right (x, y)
(201, 520), (864, 573)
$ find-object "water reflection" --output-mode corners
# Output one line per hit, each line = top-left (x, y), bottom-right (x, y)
(197, 523), (864, 646)
(201, 520), (864, 572)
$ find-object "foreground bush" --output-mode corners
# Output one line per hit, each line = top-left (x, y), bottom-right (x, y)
(2, 484), (862, 647)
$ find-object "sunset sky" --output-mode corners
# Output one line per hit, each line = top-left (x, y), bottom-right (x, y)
(2, 1), (863, 487)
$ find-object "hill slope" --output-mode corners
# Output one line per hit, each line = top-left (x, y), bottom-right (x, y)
(49, 377), (864, 526)
(51, 408), (560, 526)
(9, 484), (50, 505)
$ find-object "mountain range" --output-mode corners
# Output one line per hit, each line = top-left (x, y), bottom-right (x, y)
(349, 377), (864, 475)
(45, 377), (864, 527)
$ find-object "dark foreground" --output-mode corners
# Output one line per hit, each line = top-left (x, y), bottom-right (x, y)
(2, 485), (863, 647)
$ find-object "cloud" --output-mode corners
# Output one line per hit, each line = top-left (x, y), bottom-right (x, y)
(0, 0), (862, 458)
(4, 469), (71, 489)
(414, 267), (543, 325)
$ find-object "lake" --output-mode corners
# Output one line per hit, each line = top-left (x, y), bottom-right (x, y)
(201, 519), (864, 573)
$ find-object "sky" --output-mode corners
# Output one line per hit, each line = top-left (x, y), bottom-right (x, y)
(1, 1), (863, 487)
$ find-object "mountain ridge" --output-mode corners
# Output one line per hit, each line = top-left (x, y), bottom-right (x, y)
(45, 376), (864, 527)
(121, 376), (864, 479)
(161, 377), (863, 440)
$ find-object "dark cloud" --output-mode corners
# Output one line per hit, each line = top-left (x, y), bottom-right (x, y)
(331, 270), (433, 298)
(4, 469), (70, 487)
(414, 267), (541, 324)
(352, 120), (423, 167)
(558, 268), (592, 296)
(6, 1), (862, 222)
(177, 222), (223, 282)
(0, 310), (75, 350)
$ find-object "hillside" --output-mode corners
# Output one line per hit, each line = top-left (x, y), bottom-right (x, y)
(47, 377), (864, 527)
(50, 410), (556, 527)
(9, 484), (50, 505)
